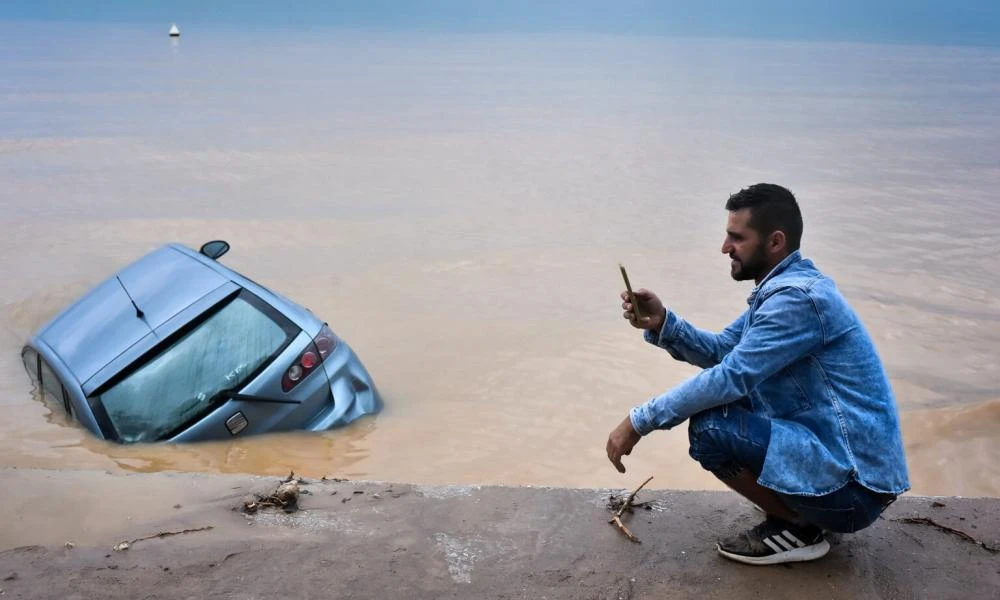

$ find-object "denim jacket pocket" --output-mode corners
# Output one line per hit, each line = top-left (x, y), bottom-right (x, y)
(757, 366), (812, 417)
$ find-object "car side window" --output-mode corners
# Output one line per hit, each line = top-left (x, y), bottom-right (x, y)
(39, 358), (72, 415)
(21, 348), (39, 383)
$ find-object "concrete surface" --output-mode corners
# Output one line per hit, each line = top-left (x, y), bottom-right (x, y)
(1, 468), (998, 599)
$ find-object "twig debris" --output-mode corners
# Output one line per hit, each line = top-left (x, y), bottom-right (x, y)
(893, 517), (999, 554)
(607, 476), (654, 543)
(112, 526), (214, 552)
(242, 474), (302, 514)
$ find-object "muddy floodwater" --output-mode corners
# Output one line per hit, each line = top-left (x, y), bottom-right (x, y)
(1, 23), (998, 496)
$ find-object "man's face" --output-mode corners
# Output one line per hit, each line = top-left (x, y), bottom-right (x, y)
(721, 209), (769, 282)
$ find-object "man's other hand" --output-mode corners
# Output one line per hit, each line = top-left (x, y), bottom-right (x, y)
(606, 415), (642, 473)
(621, 288), (665, 331)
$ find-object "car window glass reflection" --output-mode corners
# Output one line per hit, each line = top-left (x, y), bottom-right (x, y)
(100, 296), (290, 442)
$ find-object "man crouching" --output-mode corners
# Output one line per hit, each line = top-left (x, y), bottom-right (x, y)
(606, 183), (909, 565)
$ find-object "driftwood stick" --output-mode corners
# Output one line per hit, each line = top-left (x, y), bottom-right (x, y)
(131, 526), (214, 544)
(611, 515), (640, 543)
(615, 476), (654, 518)
(115, 526), (215, 550)
(607, 475), (654, 543)
(893, 517), (999, 554)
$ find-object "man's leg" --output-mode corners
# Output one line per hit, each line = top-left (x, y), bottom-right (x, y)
(687, 403), (830, 565)
(721, 469), (800, 524)
(687, 402), (792, 516)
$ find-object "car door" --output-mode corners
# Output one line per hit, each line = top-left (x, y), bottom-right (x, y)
(38, 353), (73, 417)
(21, 347), (41, 391)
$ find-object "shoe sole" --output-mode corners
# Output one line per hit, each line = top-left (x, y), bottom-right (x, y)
(716, 538), (831, 566)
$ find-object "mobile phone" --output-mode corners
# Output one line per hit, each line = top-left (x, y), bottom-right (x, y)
(619, 263), (642, 320)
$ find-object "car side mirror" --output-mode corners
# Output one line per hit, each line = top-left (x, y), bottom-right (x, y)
(199, 240), (230, 260)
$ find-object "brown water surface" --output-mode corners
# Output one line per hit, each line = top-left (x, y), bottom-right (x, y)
(1, 25), (998, 495)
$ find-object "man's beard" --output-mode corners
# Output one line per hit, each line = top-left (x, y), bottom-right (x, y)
(730, 245), (769, 282)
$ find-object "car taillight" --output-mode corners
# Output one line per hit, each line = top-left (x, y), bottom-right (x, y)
(281, 325), (338, 392)
(314, 325), (336, 360)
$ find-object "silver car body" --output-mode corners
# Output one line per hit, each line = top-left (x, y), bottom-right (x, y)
(22, 243), (382, 443)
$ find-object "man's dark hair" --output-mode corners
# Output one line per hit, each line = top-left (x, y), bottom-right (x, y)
(725, 183), (803, 252)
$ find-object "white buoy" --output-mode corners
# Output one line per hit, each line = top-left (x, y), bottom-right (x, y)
(169, 23), (180, 37)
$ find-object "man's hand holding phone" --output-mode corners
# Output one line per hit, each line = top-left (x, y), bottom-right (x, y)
(619, 265), (665, 332)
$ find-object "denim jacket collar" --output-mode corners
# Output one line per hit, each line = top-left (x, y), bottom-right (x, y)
(746, 250), (803, 305)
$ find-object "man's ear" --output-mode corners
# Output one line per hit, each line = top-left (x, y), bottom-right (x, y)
(769, 230), (787, 254)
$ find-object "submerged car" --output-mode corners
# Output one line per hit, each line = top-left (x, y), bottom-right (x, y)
(21, 241), (382, 443)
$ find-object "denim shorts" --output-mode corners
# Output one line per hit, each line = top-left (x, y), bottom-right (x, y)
(687, 400), (895, 534)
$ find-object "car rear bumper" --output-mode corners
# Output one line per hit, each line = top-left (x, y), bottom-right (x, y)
(306, 343), (383, 431)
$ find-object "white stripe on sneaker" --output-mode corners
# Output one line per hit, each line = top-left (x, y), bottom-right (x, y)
(774, 535), (796, 551)
(763, 537), (787, 553)
(780, 531), (805, 548)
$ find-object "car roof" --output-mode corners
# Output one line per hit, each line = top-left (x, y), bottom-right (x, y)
(36, 246), (229, 385)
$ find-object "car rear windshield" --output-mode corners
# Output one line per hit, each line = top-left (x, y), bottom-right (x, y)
(98, 291), (296, 442)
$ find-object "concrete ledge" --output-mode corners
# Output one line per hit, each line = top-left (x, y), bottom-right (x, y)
(1, 468), (998, 599)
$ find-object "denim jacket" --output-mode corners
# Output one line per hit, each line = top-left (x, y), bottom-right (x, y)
(629, 251), (910, 497)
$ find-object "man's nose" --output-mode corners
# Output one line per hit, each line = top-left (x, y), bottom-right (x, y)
(721, 240), (732, 254)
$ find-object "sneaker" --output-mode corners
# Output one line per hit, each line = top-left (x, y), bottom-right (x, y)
(717, 517), (830, 565)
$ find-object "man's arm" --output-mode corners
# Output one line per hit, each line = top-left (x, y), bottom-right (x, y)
(623, 288), (745, 368)
(630, 288), (825, 435)
(644, 310), (747, 368)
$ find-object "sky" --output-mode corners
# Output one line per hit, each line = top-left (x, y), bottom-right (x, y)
(1, 1), (999, 47)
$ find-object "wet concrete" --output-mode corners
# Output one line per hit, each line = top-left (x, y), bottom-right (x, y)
(1, 468), (998, 599)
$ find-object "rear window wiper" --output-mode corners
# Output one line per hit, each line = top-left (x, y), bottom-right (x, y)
(212, 388), (302, 405)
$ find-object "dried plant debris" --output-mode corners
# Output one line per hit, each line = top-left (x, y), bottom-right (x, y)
(893, 517), (999, 554)
(606, 495), (651, 513)
(607, 476), (654, 543)
(242, 473), (303, 514)
(112, 527), (214, 552)
(282, 471), (317, 485)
